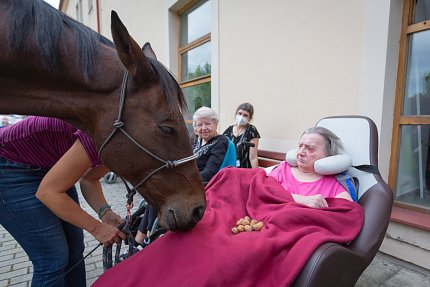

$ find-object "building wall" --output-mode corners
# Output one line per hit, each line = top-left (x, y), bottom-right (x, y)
(62, 0), (98, 30)
(62, 0), (365, 151)
(97, 0), (168, 64)
(217, 0), (364, 152)
(60, 0), (430, 270)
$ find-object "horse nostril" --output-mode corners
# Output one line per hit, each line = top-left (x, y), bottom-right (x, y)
(192, 205), (205, 222)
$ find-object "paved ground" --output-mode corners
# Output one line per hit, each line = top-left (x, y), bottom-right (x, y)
(1, 180), (430, 286)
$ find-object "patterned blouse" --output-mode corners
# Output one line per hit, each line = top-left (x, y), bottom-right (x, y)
(223, 124), (260, 168)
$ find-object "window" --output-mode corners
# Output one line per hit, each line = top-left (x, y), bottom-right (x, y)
(178, 0), (211, 134)
(391, 0), (430, 211)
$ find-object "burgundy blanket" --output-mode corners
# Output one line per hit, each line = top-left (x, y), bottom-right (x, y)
(93, 168), (364, 287)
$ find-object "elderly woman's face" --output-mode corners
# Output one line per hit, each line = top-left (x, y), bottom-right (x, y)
(194, 117), (217, 141)
(296, 133), (327, 173)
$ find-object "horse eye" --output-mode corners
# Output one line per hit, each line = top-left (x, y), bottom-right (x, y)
(158, 126), (176, 136)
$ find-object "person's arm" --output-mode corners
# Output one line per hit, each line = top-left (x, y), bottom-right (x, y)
(335, 191), (353, 201)
(292, 188), (353, 208)
(36, 139), (126, 245)
(79, 165), (123, 227)
(291, 194), (329, 208)
(249, 138), (259, 168)
(199, 138), (228, 185)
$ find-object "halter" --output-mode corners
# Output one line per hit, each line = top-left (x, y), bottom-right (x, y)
(98, 70), (197, 197)
(97, 70), (197, 271)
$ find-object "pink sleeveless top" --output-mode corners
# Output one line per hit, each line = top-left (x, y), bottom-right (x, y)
(268, 161), (345, 198)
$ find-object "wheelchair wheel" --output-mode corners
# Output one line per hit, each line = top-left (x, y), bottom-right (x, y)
(104, 172), (118, 184)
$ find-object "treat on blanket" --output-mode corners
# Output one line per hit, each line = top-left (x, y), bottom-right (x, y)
(232, 216), (264, 234)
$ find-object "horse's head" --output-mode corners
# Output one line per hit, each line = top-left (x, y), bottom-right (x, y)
(98, 11), (205, 232)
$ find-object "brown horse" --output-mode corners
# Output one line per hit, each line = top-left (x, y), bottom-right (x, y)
(0, 0), (205, 231)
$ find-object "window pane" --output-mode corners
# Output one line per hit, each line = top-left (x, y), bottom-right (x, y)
(180, 0), (211, 46)
(403, 30), (430, 116)
(181, 42), (211, 82)
(415, 0), (430, 23)
(182, 82), (211, 135)
(395, 125), (430, 209)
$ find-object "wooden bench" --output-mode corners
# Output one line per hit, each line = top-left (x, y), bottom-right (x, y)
(257, 149), (286, 168)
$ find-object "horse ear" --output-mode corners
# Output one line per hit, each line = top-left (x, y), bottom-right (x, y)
(110, 11), (156, 81)
(142, 42), (157, 60)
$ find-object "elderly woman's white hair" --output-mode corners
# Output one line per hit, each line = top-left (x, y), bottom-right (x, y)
(193, 106), (219, 127)
(302, 126), (345, 156)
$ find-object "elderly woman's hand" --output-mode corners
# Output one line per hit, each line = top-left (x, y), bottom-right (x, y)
(292, 194), (328, 208)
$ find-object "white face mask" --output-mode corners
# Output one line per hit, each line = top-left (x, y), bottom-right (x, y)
(235, 115), (248, 126)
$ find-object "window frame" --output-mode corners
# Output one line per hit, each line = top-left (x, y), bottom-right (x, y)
(177, 0), (211, 90)
(178, 33), (211, 86)
(177, 0), (212, 128)
(390, 0), (430, 214)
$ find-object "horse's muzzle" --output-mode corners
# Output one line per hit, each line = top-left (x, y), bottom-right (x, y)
(165, 204), (205, 232)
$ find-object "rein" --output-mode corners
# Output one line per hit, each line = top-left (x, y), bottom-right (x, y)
(98, 70), (197, 193)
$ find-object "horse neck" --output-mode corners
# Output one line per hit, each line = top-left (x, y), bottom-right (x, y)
(0, 45), (123, 131)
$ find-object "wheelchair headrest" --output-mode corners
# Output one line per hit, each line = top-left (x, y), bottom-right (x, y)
(316, 116), (379, 199)
(285, 149), (352, 175)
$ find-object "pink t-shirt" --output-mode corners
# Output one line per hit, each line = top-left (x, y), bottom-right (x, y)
(268, 161), (345, 198)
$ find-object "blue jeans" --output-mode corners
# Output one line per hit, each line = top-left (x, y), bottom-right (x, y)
(0, 156), (86, 287)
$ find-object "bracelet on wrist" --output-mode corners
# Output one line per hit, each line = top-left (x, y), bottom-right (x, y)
(98, 208), (112, 219)
(97, 204), (112, 219)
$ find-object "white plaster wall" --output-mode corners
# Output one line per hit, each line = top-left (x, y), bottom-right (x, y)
(216, 0), (365, 152)
(62, 0), (98, 31)
(95, 0), (168, 64)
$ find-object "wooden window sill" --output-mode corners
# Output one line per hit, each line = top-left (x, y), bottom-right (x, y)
(391, 206), (430, 231)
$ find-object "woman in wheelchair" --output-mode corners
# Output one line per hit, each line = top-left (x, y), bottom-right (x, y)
(191, 106), (230, 186)
(134, 126), (353, 248)
(268, 126), (353, 208)
(95, 117), (390, 287)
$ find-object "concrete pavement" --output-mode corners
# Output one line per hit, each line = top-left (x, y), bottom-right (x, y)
(1, 180), (429, 286)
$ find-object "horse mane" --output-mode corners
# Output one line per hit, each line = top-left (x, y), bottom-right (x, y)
(148, 58), (188, 113)
(5, 0), (186, 113)
(5, 0), (113, 77)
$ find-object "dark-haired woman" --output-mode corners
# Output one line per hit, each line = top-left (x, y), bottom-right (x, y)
(223, 103), (261, 168)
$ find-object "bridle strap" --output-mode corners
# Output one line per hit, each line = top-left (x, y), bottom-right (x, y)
(98, 70), (197, 192)
(98, 70), (129, 156)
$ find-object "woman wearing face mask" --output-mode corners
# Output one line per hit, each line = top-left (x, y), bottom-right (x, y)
(223, 103), (261, 168)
